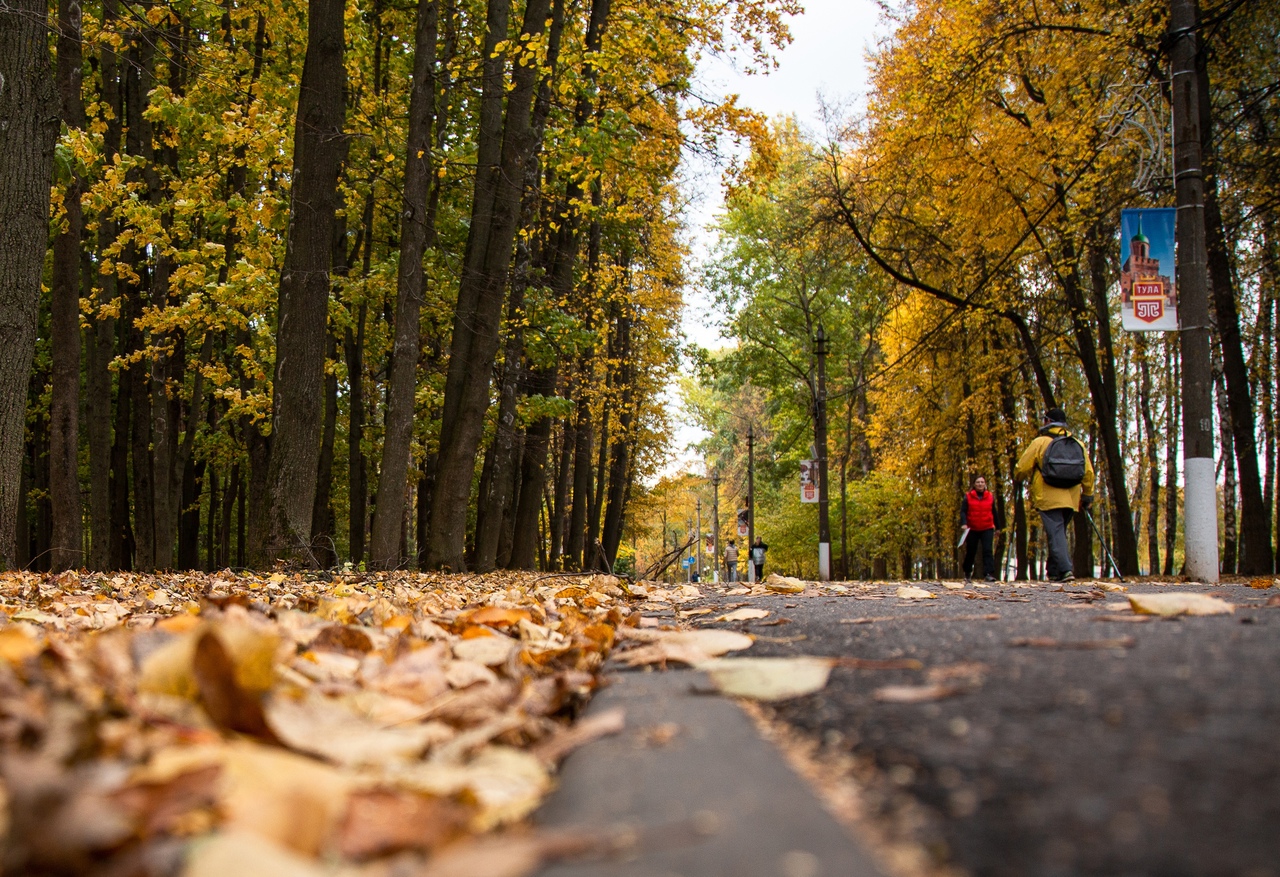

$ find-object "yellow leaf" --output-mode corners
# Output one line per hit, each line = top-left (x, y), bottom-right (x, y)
(1128, 593), (1234, 617)
(698, 656), (834, 701)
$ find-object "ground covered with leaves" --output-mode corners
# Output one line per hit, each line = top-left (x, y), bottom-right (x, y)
(0, 569), (647, 876)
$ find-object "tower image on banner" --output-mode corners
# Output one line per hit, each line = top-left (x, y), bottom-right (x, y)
(1119, 208), (1177, 332)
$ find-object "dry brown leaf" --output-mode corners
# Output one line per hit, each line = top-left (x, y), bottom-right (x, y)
(182, 830), (328, 877)
(336, 789), (470, 859)
(764, 574), (806, 594)
(1128, 593), (1234, 617)
(1008, 636), (1136, 650)
(873, 683), (966, 703)
(715, 607), (771, 622)
(265, 691), (448, 767)
(453, 634), (519, 666)
(192, 630), (280, 742)
(698, 656), (834, 701)
(896, 586), (937, 601)
(616, 629), (753, 667)
(1248, 578), (1275, 589)
(530, 706), (626, 764)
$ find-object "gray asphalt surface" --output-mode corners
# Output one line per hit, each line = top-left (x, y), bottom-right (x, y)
(690, 578), (1280, 877)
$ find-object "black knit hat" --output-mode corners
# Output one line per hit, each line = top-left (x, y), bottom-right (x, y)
(1044, 407), (1067, 423)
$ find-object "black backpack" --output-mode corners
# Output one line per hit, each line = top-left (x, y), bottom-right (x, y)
(1040, 433), (1086, 488)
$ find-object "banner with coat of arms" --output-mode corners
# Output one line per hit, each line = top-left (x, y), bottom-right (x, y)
(1119, 208), (1178, 332)
(799, 460), (818, 503)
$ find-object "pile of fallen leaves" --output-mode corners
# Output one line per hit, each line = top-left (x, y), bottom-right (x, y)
(0, 568), (636, 876)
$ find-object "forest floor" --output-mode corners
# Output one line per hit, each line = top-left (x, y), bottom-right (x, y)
(6, 569), (1277, 876)
(540, 573), (1280, 877)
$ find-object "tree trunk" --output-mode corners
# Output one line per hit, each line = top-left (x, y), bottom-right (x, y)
(1163, 341), (1179, 574)
(261, 0), (346, 565)
(1138, 342), (1161, 574)
(311, 332), (339, 568)
(566, 400), (592, 569)
(601, 311), (633, 567)
(345, 306), (367, 565)
(0, 0), (59, 568)
(49, 0), (88, 571)
(369, 0), (438, 569)
(426, 0), (553, 570)
(1214, 350), (1237, 572)
(1197, 50), (1273, 574)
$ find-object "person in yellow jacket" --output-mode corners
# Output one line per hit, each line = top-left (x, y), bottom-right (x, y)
(1015, 407), (1096, 582)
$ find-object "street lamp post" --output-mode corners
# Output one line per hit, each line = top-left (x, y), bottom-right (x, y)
(815, 325), (831, 581)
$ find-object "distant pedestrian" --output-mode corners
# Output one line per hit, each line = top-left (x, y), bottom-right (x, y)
(960, 475), (1003, 582)
(1015, 407), (1096, 582)
(724, 540), (739, 582)
(751, 537), (768, 581)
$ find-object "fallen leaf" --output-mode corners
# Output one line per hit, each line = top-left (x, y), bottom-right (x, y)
(453, 634), (519, 666)
(530, 707), (626, 764)
(874, 683), (965, 703)
(192, 631), (279, 742)
(1247, 578), (1275, 589)
(764, 575), (806, 594)
(1008, 636), (1136, 650)
(715, 607), (770, 622)
(183, 830), (326, 877)
(1129, 593), (1234, 617)
(416, 831), (599, 877)
(925, 662), (988, 683)
(0, 626), (43, 663)
(616, 629), (753, 666)
(942, 582), (966, 590)
(310, 624), (373, 654)
(337, 789), (470, 859)
(698, 656), (834, 701)
(265, 691), (447, 767)
(896, 586), (937, 601)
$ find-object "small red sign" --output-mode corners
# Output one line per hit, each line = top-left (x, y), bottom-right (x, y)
(1132, 281), (1165, 323)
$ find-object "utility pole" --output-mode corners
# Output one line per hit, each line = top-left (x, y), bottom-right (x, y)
(695, 497), (703, 583)
(711, 469), (720, 583)
(747, 424), (755, 583)
(815, 325), (831, 581)
(1170, 0), (1219, 582)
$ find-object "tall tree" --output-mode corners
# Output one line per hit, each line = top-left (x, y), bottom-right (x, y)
(49, 0), (89, 570)
(369, 0), (439, 568)
(426, 0), (553, 571)
(260, 0), (347, 565)
(0, 0), (60, 568)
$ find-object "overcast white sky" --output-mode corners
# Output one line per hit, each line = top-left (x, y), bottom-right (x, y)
(665, 0), (888, 475)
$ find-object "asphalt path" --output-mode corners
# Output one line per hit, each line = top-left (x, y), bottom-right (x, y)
(687, 578), (1280, 877)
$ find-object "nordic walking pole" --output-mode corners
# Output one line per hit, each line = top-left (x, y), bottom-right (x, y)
(1084, 511), (1123, 580)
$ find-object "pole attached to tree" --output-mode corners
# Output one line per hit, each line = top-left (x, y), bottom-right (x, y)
(747, 424), (755, 583)
(815, 324), (832, 581)
(1169, 0), (1219, 582)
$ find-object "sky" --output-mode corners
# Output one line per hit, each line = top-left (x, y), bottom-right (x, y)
(663, 0), (888, 477)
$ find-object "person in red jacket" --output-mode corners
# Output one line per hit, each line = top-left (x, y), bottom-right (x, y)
(960, 475), (1003, 582)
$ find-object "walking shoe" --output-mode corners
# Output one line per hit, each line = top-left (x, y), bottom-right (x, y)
(963, 575), (972, 584)
(1055, 572), (1075, 583)
(984, 575), (996, 582)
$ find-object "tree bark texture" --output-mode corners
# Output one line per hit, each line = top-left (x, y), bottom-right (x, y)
(48, 0), (89, 571)
(369, 0), (438, 569)
(1197, 55), (1273, 573)
(0, 0), (59, 568)
(427, 0), (552, 571)
(262, 0), (346, 565)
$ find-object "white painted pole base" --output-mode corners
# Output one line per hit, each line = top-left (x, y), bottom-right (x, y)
(1183, 456), (1219, 583)
(818, 542), (830, 582)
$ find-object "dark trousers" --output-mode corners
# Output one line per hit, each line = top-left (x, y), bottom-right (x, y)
(1038, 508), (1075, 578)
(963, 528), (996, 578)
